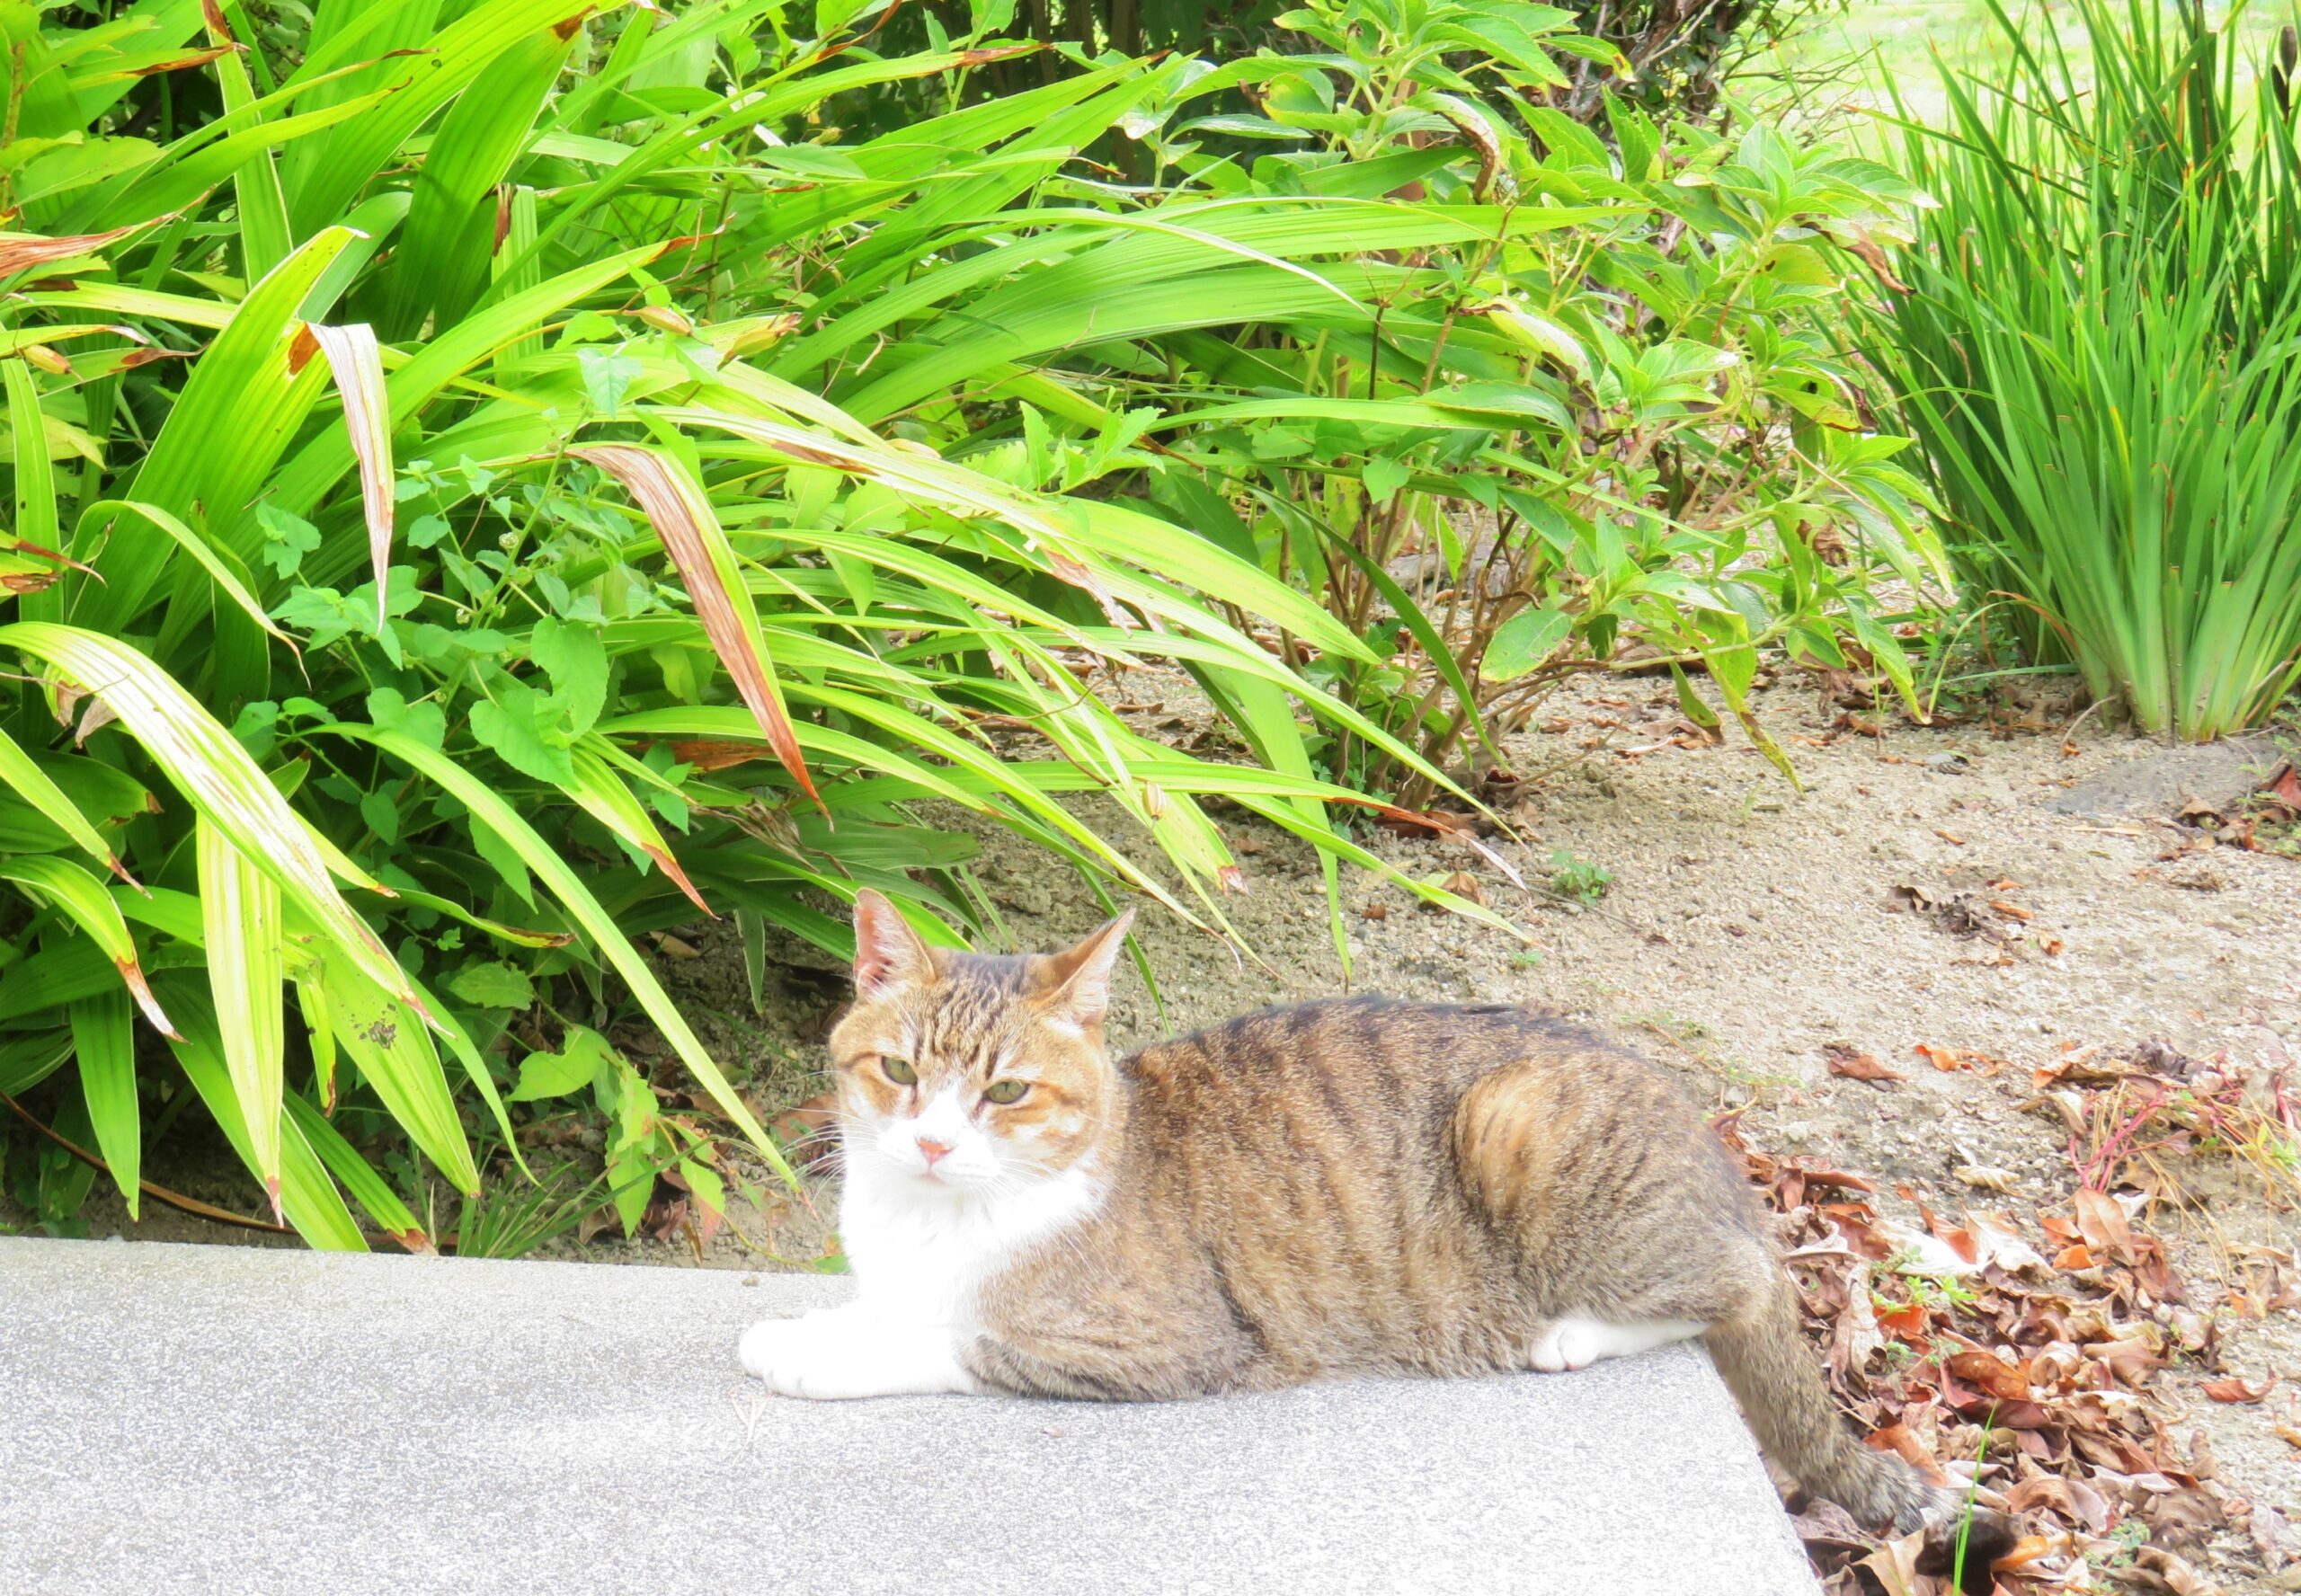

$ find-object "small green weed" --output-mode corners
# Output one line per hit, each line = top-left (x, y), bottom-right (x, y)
(1547, 850), (1614, 905)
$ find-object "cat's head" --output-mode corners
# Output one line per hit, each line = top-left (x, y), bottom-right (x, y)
(826, 891), (1133, 1194)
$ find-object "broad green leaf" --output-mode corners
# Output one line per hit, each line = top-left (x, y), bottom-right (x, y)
(1481, 607), (1572, 682)
(197, 816), (286, 1216)
(445, 961), (535, 1010)
(509, 1025), (614, 1103)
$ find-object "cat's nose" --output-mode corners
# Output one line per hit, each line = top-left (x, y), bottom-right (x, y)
(916, 1138), (953, 1167)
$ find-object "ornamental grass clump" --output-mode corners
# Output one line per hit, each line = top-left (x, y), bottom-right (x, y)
(1873, 0), (2301, 740)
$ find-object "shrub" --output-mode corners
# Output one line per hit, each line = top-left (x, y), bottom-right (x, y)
(1869, 0), (2301, 741)
(1125, 0), (1942, 802)
(0, 0), (1511, 1247)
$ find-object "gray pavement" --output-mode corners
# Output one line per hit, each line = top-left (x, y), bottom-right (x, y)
(0, 1236), (1819, 1595)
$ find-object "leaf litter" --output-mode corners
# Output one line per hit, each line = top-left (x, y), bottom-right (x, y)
(1717, 1051), (2301, 1596)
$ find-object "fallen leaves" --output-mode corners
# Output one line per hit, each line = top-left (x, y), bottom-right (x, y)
(1827, 1042), (1907, 1085)
(1715, 1112), (2269, 1596)
(766, 1091), (839, 1173)
(1915, 1042), (2005, 1074)
(1888, 867), (2057, 956)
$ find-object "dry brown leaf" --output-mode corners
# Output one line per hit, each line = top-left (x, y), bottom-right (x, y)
(573, 443), (822, 809)
(1948, 1347), (2033, 1402)
(2199, 1377), (2274, 1404)
(2072, 1188), (2137, 1265)
(1966, 1210), (2051, 1276)
(767, 1090), (840, 1172)
(1859, 1530), (1927, 1596)
(1826, 1044), (1906, 1084)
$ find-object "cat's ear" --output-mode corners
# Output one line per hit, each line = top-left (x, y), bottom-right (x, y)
(1035, 909), (1134, 1029)
(851, 890), (936, 998)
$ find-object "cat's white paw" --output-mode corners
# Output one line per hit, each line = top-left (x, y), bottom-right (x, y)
(1529, 1316), (1705, 1373)
(1528, 1319), (1599, 1373)
(739, 1308), (975, 1400)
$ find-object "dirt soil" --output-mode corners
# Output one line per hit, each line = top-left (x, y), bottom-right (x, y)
(24, 670), (2301, 1592)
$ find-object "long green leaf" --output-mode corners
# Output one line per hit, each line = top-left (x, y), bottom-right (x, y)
(161, 977), (366, 1251)
(197, 816), (286, 1215)
(0, 855), (177, 1035)
(0, 624), (417, 1009)
(71, 989), (140, 1219)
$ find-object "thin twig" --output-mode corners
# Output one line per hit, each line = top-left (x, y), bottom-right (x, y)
(2, 1090), (294, 1237)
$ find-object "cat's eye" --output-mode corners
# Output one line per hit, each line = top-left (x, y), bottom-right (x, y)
(880, 1055), (918, 1086)
(982, 1078), (1029, 1105)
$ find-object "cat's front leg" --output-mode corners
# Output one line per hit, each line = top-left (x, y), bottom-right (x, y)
(739, 1303), (982, 1400)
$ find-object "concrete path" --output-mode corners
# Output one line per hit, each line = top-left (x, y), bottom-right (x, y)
(0, 1236), (1818, 1595)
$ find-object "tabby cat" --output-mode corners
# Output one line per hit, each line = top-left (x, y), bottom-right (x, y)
(741, 892), (2011, 1560)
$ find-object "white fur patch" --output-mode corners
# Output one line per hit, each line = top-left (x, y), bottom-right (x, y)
(739, 1094), (1104, 1397)
(739, 1304), (979, 1400)
(1528, 1317), (1706, 1373)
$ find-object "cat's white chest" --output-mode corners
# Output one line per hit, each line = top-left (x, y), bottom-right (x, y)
(839, 1162), (1102, 1323)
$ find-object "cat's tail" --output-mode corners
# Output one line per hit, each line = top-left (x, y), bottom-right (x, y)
(1703, 1272), (2020, 1579)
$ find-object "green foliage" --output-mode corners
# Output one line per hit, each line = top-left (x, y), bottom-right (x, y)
(1869, 0), (2301, 741)
(0, 0), (1930, 1252)
(0, 0), (1528, 1249)
(1123, 0), (1941, 801)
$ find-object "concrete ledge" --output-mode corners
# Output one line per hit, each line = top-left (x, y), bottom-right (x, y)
(0, 1237), (1817, 1595)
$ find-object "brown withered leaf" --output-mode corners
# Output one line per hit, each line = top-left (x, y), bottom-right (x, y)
(1825, 1043), (1906, 1084)
(1947, 1347), (2032, 1403)
(2111, 1545), (2223, 1595)
(1858, 1530), (1927, 1596)
(574, 443), (822, 810)
(2199, 1377), (2274, 1404)
(0, 219), (155, 279)
(1966, 1209), (2052, 1276)
(767, 1090), (840, 1173)
(1790, 1496), (1872, 1557)
(1437, 870), (1485, 907)
(2072, 1187), (2138, 1265)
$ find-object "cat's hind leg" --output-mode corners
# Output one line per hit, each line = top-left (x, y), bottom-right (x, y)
(1451, 1055), (1748, 1369)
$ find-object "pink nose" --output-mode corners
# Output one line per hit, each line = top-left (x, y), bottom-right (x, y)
(916, 1138), (953, 1167)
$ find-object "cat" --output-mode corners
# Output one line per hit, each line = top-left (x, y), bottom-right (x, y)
(740, 891), (2014, 1565)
